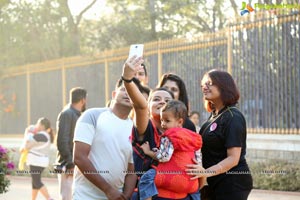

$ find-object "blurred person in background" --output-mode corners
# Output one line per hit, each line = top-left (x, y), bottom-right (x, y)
(135, 63), (149, 86)
(21, 117), (54, 200)
(189, 111), (201, 133)
(54, 87), (87, 200)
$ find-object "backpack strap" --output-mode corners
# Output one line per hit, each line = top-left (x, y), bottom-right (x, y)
(131, 120), (161, 171)
(150, 120), (161, 149)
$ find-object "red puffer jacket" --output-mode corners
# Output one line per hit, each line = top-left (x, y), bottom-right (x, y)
(155, 127), (202, 199)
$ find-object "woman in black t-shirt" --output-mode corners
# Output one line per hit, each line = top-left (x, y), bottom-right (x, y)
(186, 69), (253, 200)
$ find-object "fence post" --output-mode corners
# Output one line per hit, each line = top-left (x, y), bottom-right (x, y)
(26, 65), (31, 126)
(158, 40), (162, 80)
(62, 59), (66, 107)
(227, 26), (233, 74)
(105, 51), (109, 104)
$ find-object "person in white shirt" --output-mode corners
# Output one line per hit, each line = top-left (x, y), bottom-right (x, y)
(72, 79), (137, 200)
(21, 117), (54, 200)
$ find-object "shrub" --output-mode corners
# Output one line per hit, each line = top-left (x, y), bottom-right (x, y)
(0, 145), (15, 194)
(249, 160), (300, 191)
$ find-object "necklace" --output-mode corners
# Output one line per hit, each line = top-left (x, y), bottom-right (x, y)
(211, 106), (226, 119)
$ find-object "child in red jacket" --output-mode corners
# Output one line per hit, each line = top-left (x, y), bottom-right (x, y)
(139, 100), (204, 200)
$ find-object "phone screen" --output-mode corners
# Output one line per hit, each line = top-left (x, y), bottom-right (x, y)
(129, 44), (144, 58)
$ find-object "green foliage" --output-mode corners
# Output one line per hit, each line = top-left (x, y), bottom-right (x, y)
(0, 0), (239, 67)
(249, 160), (300, 191)
(0, 0), (80, 67)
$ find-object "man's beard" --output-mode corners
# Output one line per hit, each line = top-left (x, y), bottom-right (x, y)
(81, 104), (86, 112)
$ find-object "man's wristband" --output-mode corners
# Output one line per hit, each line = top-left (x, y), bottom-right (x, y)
(121, 76), (134, 83)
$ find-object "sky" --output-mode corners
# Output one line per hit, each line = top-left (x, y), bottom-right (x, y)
(68, 0), (109, 19)
(67, 0), (238, 21)
(17, 0), (300, 21)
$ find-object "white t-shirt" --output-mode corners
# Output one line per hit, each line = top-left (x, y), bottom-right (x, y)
(26, 131), (51, 167)
(73, 108), (133, 200)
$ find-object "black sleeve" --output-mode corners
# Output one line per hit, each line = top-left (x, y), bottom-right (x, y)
(224, 113), (246, 148)
(56, 111), (73, 164)
(33, 133), (48, 142)
(133, 120), (157, 149)
(183, 117), (196, 132)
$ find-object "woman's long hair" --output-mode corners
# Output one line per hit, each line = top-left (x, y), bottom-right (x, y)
(158, 73), (190, 112)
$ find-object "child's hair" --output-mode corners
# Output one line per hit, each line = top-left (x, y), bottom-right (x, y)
(161, 100), (187, 121)
(37, 117), (54, 143)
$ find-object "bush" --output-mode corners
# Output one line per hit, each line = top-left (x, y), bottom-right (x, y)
(0, 145), (15, 194)
(249, 160), (300, 191)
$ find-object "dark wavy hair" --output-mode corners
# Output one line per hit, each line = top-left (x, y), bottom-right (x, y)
(149, 87), (174, 102)
(203, 69), (240, 112)
(133, 77), (150, 97)
(38, 117), (54, 143)
(158, 73), (190, 112)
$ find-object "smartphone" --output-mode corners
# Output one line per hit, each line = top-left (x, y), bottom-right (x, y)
(129, 44), (144, 58)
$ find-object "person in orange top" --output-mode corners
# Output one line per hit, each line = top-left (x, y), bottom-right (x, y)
(139, 100), (203, 200)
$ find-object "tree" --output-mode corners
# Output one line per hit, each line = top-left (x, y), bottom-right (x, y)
(1, 0), (240, 66)
(81, 0), (239, 52)
(0, 0), (96, 68)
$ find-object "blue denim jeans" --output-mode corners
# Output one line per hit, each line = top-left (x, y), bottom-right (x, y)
(189, 190), (201, 200)
(138, 168), (158, 199)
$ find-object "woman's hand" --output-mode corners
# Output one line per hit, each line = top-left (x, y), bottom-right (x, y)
(186, 158), (207, 180)
(122, 56), (144, 80)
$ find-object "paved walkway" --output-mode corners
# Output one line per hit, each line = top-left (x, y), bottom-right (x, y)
(1, 176), (300, 200)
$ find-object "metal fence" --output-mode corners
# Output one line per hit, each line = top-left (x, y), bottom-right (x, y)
(0, 10), (299, 135)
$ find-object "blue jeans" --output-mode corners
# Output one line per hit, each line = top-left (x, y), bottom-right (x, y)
(138, 168), (158, 199)
(189, 190), (201, 200)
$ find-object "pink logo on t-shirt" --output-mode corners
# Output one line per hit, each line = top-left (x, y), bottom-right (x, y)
(210, 123), (217, 132)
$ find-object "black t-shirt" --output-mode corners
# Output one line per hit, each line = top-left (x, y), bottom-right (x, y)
(200, 106), (251, 186)
(132, 120), (160, 175)
(33, 133), (48, 142)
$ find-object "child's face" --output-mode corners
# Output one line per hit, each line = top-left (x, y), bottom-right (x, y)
(160, 110), (183, 131)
